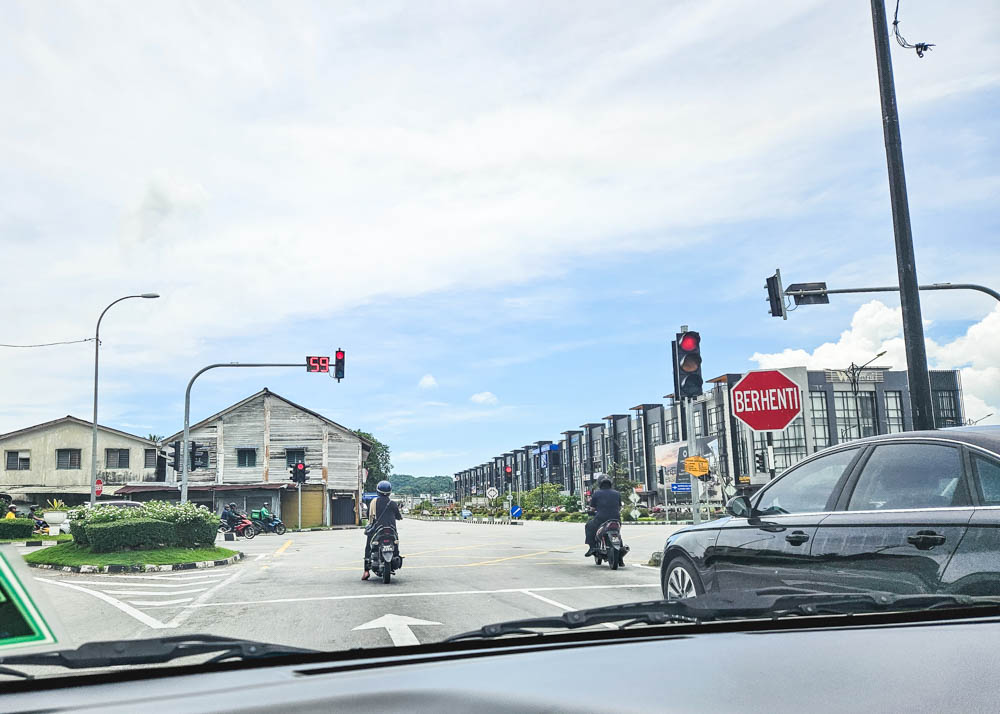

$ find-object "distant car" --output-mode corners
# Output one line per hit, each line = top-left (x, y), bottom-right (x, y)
(461, 509), (472, 519)
(661, 427), (1000, 600)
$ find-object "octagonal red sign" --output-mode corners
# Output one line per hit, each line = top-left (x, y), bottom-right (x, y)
(730, 369), (802, 432)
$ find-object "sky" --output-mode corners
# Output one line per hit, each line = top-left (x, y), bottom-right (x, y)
(1, 1), (998, 476)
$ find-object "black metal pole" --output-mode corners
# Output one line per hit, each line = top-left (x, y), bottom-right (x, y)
(871, 0), (934, 430)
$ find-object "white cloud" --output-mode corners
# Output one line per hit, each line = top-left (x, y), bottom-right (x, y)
(751, 301), (1000, 425)
(470, 391), (498, 405)
(417, 374), (438, 389)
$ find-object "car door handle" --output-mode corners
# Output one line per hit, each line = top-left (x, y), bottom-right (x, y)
(784, 531), (810, 546)
(906, 530), (947, 550)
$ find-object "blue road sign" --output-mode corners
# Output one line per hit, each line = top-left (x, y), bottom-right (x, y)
(511, 505), (523, 518)
(362, 492), (378, 501)
(670, 483), (692, 493)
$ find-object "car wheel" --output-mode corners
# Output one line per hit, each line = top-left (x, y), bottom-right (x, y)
(663, 556), (704, 600)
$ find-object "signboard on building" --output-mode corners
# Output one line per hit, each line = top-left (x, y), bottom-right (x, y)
(731, 369), (802, 432)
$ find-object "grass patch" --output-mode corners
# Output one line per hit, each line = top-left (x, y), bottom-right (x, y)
(23, 542), (238, 567)
(0, 533), (73, 543)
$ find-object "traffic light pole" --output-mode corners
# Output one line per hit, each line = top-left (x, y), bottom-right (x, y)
(297, 482), (302, 530)
(182, 362), (305, 504)
(684, 398), (702, 526)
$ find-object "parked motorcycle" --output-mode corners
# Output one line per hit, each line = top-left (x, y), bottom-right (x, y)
(251, 515), (286, 536)
(368, 525), (403, 584)
(592, 519), (628, 570)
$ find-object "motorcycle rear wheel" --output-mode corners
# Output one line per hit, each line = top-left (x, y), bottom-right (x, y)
(382, 566), (391, 584)
(609, 546), (619, 570)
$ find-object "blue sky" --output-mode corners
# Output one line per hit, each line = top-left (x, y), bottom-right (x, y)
(2, 1), (998, 475)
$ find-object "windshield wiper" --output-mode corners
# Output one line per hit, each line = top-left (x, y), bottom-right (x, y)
(0, 634), (318, 678)
(444, 591), (1000, 642)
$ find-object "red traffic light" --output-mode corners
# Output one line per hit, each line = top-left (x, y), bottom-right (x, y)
(296, 463), (304, 471)
(505, 465), (512, 474)
(335, 350), (344, 360)
(679, 333), (699, 352)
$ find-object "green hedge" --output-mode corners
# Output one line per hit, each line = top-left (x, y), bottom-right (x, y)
(174, 519), (218, 547)
(0, 519), (35, 539)
(69, 519), (89, 546)
(85, 518), (176, 552)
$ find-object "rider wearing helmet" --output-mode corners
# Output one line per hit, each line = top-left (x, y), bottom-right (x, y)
(584, 477), (621, 556)
(362, 480), (402, 580)
(221, 502), (241, 530)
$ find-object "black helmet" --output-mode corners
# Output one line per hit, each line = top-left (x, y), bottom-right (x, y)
(228, 502), (237, 509)
(376, 480), (392, 495)
(599, 478), (613, 489)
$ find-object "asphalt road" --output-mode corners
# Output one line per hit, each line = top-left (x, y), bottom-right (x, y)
(16, 520), (682, 675)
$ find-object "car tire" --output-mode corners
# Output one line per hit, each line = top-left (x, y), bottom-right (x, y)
(662, 555), (705, 600)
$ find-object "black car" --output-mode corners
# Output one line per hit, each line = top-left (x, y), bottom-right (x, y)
(661, 426), (1000, 599)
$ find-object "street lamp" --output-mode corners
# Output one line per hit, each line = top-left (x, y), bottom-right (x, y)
(90, 293), (160, 505)
(843, 351), (887, 442)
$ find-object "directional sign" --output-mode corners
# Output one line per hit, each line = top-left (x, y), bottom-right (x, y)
(352, 614), (441, 647)
(630, 508), (641, 519)
(486, 486), (499, 500)
(95, 479), (103, 497)
(730, 369), (802, 432)
(628, 492), (640, 504)
(511, 505), (523, 519)
(684, 456), (709, 477)
(671, 483), (692, 493)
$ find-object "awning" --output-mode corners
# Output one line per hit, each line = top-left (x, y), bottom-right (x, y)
(115, 483), (292, 494)
(2, 486), (96, 496)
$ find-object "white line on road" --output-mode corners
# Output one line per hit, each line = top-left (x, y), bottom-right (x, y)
(61, 580), (220, 589)
(631, 564), (659, 571)
(165, 562), (246, 629)
(255, 554), (267, 561)
(99, 588), (208, 596)
(38, 579), (171, 629)
(189, 582), (661, 608)
(352, 614), (441, 647)
(519, 590), (617, 630)
(127, 598), (194, 606)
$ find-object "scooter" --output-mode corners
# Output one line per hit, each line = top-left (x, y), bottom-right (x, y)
(368, 525), (403, 584)
(593, 519), (629, 570)
(251, 516), (287, 536)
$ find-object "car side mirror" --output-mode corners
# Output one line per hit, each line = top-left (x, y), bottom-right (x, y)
(726, 495), (753, 519)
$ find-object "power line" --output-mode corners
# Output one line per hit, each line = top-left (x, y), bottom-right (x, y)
(893, 0), (934, 58)
(0, 338), (96, 348)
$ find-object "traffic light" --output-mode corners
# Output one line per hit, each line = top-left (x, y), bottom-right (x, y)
(765, 269), (787, 319)
(334, 349), (345, 381)
(290, 461), (310, 483)
(504, 464), (513, 484)
(674, 331), (703, 399)
(754, 451), (768, 473)
(168, 441), (181, 472)
(189, 441), (203, 471)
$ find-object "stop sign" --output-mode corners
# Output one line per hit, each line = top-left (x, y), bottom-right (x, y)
(95, 479), (103, 497)
(731, 369), (802, 432)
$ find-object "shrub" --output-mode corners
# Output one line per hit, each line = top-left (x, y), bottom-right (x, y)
(551, 512), (568, 521)
(0, 519), (35, 539)
(538, 512), (551, 521)
(69, 519), (89, 546)
(72, 501), (219, 549)
(85, 518), (176, 552)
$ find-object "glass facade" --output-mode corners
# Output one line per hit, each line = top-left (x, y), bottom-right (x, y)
(665, 417), (678, 443)
(693, 410), (703, 437)
(885, 391), (905, 433)
(755, 416), (807, 471)
(809, 391), (830, 449)
(650, 422), (661, 446)
(707, 407), (722, 435)
(834, 391), (877, 442)
(934, 390), (961, 428)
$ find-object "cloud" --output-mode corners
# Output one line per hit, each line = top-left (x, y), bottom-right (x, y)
(751, 301), (1000, 425)
(417, 374), (438, 389)
(470, 391), (498, 405)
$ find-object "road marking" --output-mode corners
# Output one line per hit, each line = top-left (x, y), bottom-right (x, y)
(189, 582), (661, 608)
(127, 597), (194, 606)
(164, 562), (246, 629)
(38, 578), (171, 629)
(255, 554), (267, 561)
(99, 588), (208, 596)
(352, 614), (441, 647)
(274, 540), (293, 557)
(519, 590), (617, 630)
(63, 579), (220, 589)
(631, 564), (659, 571)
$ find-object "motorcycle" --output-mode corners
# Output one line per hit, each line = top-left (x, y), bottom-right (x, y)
(368, 525), (403, 584)
(251, 516), (286, 536)
(592, 518), (629, 570)
(218, 514), (257, 539)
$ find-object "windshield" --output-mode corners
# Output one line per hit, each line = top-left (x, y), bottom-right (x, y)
(1, 0), (998, 682)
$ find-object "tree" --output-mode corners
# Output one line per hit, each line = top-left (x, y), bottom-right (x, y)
(607, 459), (640, 502)
(354, 429), (392, 492)
(521, 483), (562, 510)
(147, 433), (163, 443)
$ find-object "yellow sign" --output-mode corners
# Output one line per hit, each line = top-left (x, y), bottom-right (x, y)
(684, 456), (710, 477)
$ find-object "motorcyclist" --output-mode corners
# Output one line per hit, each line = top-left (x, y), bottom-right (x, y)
(362, 480), (402, 580)
(584, 478), (621, 557)
(28, 506), (46, 532)
(221, 502), (242, 530)
(4, 505), (18, 520)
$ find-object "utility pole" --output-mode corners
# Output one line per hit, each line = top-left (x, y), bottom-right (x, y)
(870, 0), (934, 430)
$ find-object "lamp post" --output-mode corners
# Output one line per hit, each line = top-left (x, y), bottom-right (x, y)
(90, 293), (160, 506)
(844, 351), (887, 442)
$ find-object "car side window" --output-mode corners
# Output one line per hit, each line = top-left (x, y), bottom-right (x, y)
(755, 448), (859, 516)
(971, 453), (1000, 506)
(847, 443), (968, 511)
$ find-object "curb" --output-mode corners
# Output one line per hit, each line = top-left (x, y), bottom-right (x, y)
(411, 516), (523, 526)
(8, 540), (63, 548)
(27, 551), (245, 574)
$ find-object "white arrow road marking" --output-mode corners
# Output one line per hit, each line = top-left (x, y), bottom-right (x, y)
(352, 614), (442, 647)
(38, 578), (171, 629)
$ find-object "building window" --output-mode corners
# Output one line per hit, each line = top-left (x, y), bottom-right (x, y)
(144, 448), (157, 469)
(885, 391), (905, 433)
(834, 392), (877, 442)
(809, 391), (830, 449)
(756, 416), (807, 473)
(650, 422), (661, 446)
(285, 449), (305, 466)
(105, 448), (130, 469)
(56, 449), (82, 470)
(693, 411), (703, 437)
(933, 390), (960, 428)
(5, 451), (30, 471)
(237, 448), (257, 468)
(707, 407), (722, 436)
(665, 418), (678, 442)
